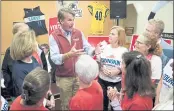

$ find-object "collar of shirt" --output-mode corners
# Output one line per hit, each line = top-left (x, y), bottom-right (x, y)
(60, 26), (72, 44)
(60, 26), (72, 36)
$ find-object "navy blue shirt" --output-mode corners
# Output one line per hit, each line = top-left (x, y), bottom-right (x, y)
(12, 57), (40, 97)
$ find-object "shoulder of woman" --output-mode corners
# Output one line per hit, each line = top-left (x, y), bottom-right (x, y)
(151, 55), (162, 62)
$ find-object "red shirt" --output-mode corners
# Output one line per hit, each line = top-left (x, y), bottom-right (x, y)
(10, 96), (48, 110)
(32, 51), (42, 65)
(121, 93), (153, 110)
(69, 80), (103, 110)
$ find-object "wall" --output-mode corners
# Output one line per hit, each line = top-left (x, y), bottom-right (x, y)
(126, 1), (173, 34)
(1, 1), (113, 54)
(123, 4), (137, 43)
(1, 1), (173, 54)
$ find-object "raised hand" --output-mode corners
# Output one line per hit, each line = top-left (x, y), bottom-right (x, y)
(95, 42), (101, 55)
(68, 42), (85, 57)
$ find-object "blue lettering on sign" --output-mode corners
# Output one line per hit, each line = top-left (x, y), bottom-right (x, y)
(163, 74), (174, 86)
(2, 101), (8, 111)
(28, 16), (41, 22)
(101, 58), (120, 66)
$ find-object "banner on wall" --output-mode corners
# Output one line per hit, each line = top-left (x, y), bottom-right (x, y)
(88, 36), (109, 47)
(129, 34), (138, 51)
(162, 33), (174, 40)
(129, 34), (172, 51)
(68, 2), (82, 17)
(48, 17), (59, 35)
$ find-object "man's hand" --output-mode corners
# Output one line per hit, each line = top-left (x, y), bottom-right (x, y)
(45, 90), (55, 110)
(68, 43), (85, 57)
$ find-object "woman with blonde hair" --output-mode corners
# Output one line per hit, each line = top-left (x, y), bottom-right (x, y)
(10, 67), (51, 110)
(10, 30), (40, 97)
(154, 59), (173, 109)
(95, 26), (128, 110)
(135, 33), (162, 84)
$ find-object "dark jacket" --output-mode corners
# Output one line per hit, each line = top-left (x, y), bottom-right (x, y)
(40, 51), (47, 71)
(41, 51), (56, 83)
(1, 47), (14, 96)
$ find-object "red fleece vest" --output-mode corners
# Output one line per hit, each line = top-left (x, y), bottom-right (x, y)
(51, 28), (83, 77)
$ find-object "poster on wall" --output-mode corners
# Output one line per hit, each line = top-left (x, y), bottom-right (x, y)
(129, 34), (173, 51)
(57, 0), (82, 17)
(48, 17), (59, 35)
(88, 36), (109, 47)
(162, 33), (173, 40)
(68, 2), (82, 17)
(129, 34), (138, 51)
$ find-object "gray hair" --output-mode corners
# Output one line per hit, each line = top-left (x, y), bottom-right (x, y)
(57, 8), (75, 23)
(148, 19), (165, 35)
(75, 55), (99, 84)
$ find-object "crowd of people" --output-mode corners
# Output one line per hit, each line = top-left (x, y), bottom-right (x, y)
(1, 7), (173, 110)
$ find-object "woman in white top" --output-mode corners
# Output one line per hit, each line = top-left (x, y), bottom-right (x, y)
(135, 33), (162, 85)
(154, 59), (173, 108)
(96, 26), (128, 111)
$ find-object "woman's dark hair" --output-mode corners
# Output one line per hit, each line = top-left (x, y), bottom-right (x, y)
(122, 51), (155, 99)
(21, 67), (51, 105)
(40, 43), (49, 50)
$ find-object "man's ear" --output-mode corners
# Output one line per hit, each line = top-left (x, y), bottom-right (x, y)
(59, 19), (63, 24)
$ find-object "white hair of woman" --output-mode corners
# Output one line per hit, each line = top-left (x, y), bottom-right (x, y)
(75, 54), (99, 85)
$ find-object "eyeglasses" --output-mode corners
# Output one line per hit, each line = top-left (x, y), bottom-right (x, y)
(135, 41), (143, 45)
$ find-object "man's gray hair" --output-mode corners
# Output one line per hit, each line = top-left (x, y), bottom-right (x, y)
(57, 8), (75, 23)
(75, 55), (99, 84)
(148, 19), (165, 35)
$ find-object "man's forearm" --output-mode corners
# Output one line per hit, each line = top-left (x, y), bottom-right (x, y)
(62, 52), (71, 61)
(155, 77), (162, 105)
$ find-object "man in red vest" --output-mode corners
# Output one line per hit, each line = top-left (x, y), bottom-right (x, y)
(49, 8), (95, 110)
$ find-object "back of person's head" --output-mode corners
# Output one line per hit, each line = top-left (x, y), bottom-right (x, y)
(148, 19), (164, 36)
(21, 67), (51, 105)
(10, 30), (37, 60)
(57, 8), (75, 24)
(110, 26), (126, 46)
(122, 51), (155, 98)
(12, 23), (29, 35)
(75, 55), (99, 85)
(144, 32), (162, 56)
